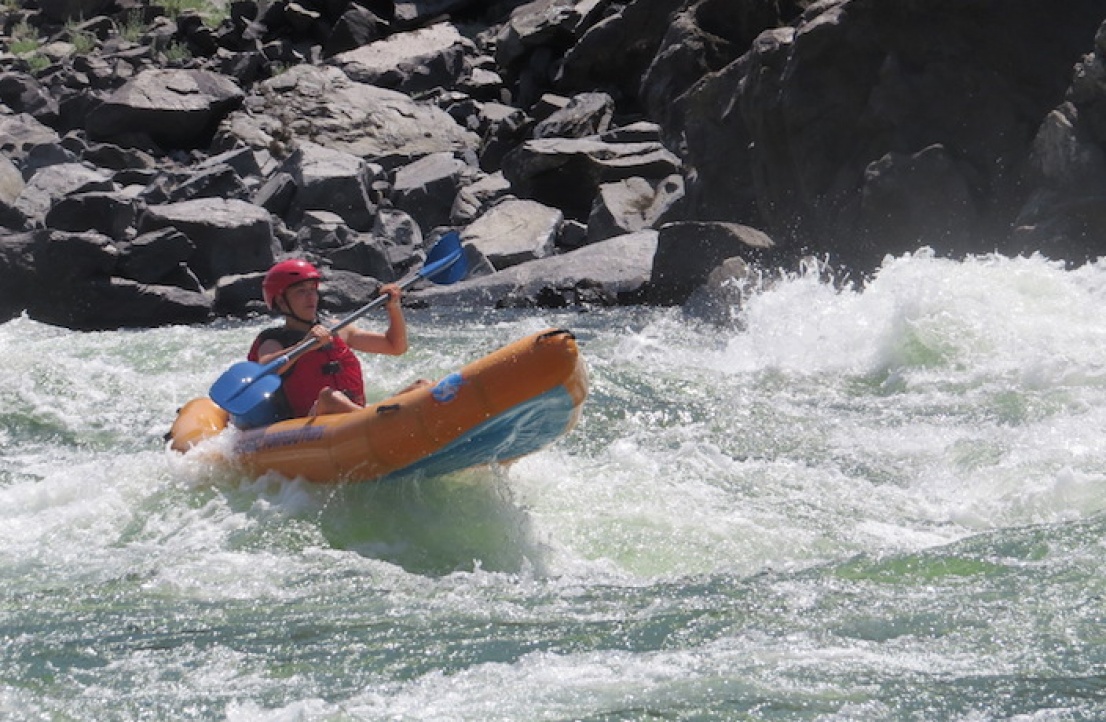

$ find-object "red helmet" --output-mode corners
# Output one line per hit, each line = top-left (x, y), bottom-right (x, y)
(262, 259), (322, 309)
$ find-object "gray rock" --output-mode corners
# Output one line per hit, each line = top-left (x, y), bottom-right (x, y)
(137, 198), (276, 287)
(450, 170), (512, 224)
(555, 0), (684, 103)
(532, 91), (614, 139)
(86, 69), (245, 150)
(390, 152), (476, 233)
(282, 141), (380, 231)
(219, 65), (480, 166)
(672, 0), (1106, 273)
(586, 174), (684, 243)
(117, 227), (196, 285)
(413, 229), (658, 308)
(0, 113), (61, 163)
(167, 163), (251, 203)
(14, 163), (114, 223)
(502, 136), (683, 220)
(323, 4), (388, 57)
(463, 197), (563, 269)
(44, 191), (140, 240)
(650, 221), (775, 304)
(330, 23), (474, 94)
(394, 0), (486, 27)
(0, 153), (25, 207)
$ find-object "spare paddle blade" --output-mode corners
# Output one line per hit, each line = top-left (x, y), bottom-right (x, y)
(420, 230), (467, 285)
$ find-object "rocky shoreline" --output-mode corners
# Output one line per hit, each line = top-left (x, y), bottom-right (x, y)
(2, 0), (1106, 330)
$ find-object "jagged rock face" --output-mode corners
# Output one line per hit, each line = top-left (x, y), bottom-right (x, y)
(3, 0), (1106, 329)
(670, 0), (1106, 271)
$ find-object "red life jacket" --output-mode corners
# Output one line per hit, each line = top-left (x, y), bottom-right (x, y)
(248, 326), (366, 418)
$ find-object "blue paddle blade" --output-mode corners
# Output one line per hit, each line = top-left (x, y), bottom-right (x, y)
(231, 391), (285, 429)
(420, 231), (467, 285)
(209, 360), (284, 427)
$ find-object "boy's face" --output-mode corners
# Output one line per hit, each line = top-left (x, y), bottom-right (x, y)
(279, 279), (320, 319)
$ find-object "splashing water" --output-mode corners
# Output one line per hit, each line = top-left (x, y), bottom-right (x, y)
(4, 250), (1106, 720)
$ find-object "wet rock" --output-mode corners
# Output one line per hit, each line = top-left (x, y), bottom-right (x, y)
(670, 0), (1106, 273)
(3, 229), (213, 330)
(649, 221), (776, 304)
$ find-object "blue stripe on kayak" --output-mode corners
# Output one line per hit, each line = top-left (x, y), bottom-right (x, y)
(377, 385), (578, 483)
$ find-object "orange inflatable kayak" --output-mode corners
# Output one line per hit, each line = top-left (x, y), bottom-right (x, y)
(169, 328), (587, 483)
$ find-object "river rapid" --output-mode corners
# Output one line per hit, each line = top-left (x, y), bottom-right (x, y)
(4, 248), (1106, 721)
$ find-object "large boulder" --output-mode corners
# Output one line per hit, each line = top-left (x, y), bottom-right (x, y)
(0, 229), (209, 329)
(216, 65), (480, 167)
(462, 198), (564, 270)
(44, 191), (140, 239)
(502, 136), (682, 220)
(554, 0), (685, 104)
(413, 229), (659, 308)
(642, 0), (787, 125)
(137, 198), (276, 287)
(46, 277), (213, 331)
(329, 22), (475, 94)
(0, 71), (60, 125)
(0, 113), (60, 163)
(649, 221), (776, 304)
(14, 163), (114, 224)
(586, 174), (684, 243)
(86, 69), (245, 150)
(390, 152), (477, 233)
(0, 231), (35, 322)
(1014, 20), (1106, 264)
(281, 141), (381, 232)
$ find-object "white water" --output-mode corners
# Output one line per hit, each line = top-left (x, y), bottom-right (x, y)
(4, 249), (1106, 720)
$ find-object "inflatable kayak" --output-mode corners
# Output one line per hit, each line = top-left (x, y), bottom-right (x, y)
(169, 328), (587, 483)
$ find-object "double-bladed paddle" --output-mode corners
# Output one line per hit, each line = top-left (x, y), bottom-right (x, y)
(209, 231), (467, 428)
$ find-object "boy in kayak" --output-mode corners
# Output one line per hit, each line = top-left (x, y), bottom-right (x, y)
(250, 259), (421, 418)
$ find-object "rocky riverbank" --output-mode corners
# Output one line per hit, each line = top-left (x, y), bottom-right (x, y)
(2, 0), (1106, 330)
